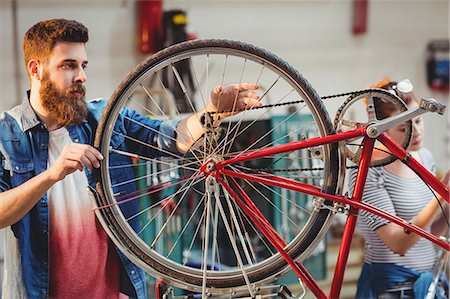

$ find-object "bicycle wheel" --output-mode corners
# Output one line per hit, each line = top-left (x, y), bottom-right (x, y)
(93, 39), (340, 294)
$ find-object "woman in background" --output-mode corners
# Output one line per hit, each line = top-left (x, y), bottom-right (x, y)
(349, 78), (449, 298)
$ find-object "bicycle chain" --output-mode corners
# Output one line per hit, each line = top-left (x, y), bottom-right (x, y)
(248, 165), (359, 173)
(209, 89), (372, 173)
(208, 89), (369, 115)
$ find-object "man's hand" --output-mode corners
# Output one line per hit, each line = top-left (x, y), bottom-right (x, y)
(209, 83), (261, 114)
(0, 143), (104, 228)
(176, 83), (262, 153)
(47, 144), (104, 181)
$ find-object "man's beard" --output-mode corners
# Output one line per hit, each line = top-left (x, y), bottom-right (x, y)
(40, 72), (87, 126)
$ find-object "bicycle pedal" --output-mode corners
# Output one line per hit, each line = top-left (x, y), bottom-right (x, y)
(419, 98), (446, 114)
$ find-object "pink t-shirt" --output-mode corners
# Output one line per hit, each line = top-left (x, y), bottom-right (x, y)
(47, 127), (121, 298)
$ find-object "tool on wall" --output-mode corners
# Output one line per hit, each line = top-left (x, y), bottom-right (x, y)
(426, 39), (449, 93)
(160, 10), (196, 113)
(137, 0), (163, 54)
(136, 3), (197, 113)
(352, 0), (368, 35)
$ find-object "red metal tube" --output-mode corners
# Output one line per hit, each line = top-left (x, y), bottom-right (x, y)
(217, 127), (366, 167)
(378, 133), (449, 202)
(216, 176), (327, 298)
(329, 137), (375, 299)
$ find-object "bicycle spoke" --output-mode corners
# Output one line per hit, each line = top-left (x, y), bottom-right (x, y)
(228, 166), (304, 232)
(124, 174), (204, 222)
(167, 194), (204, 258)
(108, 161), (148, 169)
(227, 104), (311, 160)
(213, 95), (303, 159)
(110, 160), (196, 188)
(201, 190), (213, 298)
(121, 114), (204, 163)
(204, 88), (299, 162)
(182, 194), (207, 266)
(223, 190), (255, 266)
(234, 201), (276, 257)
(223, 65), (267, 155)
(209, 194), (220, 271)
(214, 179), (255, 297)
(129, 89), (203, 162)
(149, 174), (205, 246)
(220, 58), (247, 158)
(109, 148), (195, 173)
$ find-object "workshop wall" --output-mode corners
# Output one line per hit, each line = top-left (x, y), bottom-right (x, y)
(0, 0), (448, 168)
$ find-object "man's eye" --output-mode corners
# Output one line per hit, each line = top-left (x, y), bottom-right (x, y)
(61, 63), (74, 69)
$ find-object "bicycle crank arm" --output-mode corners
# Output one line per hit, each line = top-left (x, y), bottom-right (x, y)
(366, 98), (446, 138)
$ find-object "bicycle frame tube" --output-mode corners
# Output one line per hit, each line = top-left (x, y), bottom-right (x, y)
(214, 127), (449, 248)
(212, 126), (449, 298)
(218, 127), (366, 167)
(216, 175), (327, 298)
(329, 136), (375, 299)
(378, 132), (449, 202)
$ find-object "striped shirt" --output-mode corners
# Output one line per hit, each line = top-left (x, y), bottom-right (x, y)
(348, 148), (437, 272)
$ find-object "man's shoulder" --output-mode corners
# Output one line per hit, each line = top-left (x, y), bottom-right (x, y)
(87, 98), (108, 109)
(0, 102), (31, 137)
(86, 98), (109, 120)
(0, 102), (27, 121)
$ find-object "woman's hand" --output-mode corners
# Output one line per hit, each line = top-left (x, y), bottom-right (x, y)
(441, 169), (450, 188)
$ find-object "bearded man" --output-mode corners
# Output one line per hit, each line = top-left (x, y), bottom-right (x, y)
(0, 19), (260, 299)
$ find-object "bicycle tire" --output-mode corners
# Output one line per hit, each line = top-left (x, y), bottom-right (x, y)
(93, 39), (340, 293)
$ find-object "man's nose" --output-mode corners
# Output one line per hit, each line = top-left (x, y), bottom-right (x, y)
(75, 67), (87, 83)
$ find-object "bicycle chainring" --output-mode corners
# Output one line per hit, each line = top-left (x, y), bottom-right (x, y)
(333, 89), (412, 167)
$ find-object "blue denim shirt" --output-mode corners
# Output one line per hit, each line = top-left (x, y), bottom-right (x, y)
(0, 95), (180, 299)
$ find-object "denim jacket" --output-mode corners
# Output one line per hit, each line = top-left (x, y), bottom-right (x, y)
(0, 94), (180, 299)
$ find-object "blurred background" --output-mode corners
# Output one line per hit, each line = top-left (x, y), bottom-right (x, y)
(0, 0), (448, 297)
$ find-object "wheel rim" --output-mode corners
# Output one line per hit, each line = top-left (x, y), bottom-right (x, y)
(95, 40), (338, 293)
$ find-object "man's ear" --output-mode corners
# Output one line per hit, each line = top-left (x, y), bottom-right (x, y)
(28, 59), (41, 80)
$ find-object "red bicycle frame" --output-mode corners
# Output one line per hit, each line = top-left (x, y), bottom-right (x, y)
(208, 126), (449, 299)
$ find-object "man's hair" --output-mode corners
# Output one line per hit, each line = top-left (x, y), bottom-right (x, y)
(23, 19), (89, 78)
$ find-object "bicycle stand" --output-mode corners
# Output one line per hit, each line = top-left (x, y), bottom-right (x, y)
(160, 284), (299, 299)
